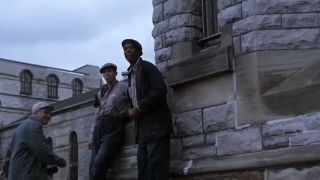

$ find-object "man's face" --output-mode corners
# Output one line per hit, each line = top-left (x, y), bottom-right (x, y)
(123, 43), (140, 64)
(35, 108), (52, 125)
(102, 68), (117, 84)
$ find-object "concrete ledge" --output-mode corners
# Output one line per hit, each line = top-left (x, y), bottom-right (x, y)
(167, 46), (233, 87)
(171, 144), (320, 176)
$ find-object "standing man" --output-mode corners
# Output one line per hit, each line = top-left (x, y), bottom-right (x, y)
(8, 102), (66, 180)
(122, 39), (172, 180)
(89, 63), (131, 180)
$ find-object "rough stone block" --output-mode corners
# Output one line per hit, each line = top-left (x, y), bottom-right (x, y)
(169, 14), (202, 29)
(256, 14), (282, 29)
(282, 13), (319, 28)
(205, 132), (217, 146)
(203, 103), (235, 132)
(267, 164), (320, 180)
(155, 47), (172, 63)
(262, 116), (304, 136)
(290, 131), (320, 146)
(217, 127), (262, 155)
(175, 109), (203, 136)
(182, 134), (205, 148)
(304, 113), (320, 131)
(153, 3), (163, 24)
(152, 19), (170, 37)
(182, 145), (217, 160)
(263, 135), (289, 150)
(218, 0), (231, 11)
(242, 0), (255, 18)
(218, 3), (242, 27)
(256, 0), (320, 14)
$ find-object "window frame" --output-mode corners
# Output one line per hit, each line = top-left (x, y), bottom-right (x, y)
(47, 74), (59, 99)
(20, 70), (33, 95)
(71, 78), (83, 97)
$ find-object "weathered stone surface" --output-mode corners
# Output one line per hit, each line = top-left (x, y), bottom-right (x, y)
(256, 0), (320, 14)
(171, 138), (182, 160)
(262, 116), (304, 136)
(242, 0), (255, 18)
(169, 14), (202, 29)
(256, 14), (282, 29)
(203, 103), (235, 132)
(175, 109), (203, 136)
(263, 135), (289, 150)
(282, 13), (319, 28)
(155, 47), (171, 63)
(164, 27), (201, 47)
(182, 145), (217, 160)
(304, 113), (320, 131)
(290, 131), (320, 146)
(164, 0), (201, 19)
(218, 3), (242, 27)
(173, 74), (234, 113)
(152, 19), (170, 37)
(241, 29), (320, 53)
(153, 3), (163, 24)
(217, 127), (262, 155)
(233, 16), (256, 36)
(205, 132), (217, 145)
(154, 34), (163, 49)
(218, 0), (231, 11)
(267, 164), (320, 180)
(182, 134), (205, 148)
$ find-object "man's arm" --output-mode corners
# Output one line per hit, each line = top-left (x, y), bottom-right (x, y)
(138, 62), (168, 112)
(24, 122), (65, 167)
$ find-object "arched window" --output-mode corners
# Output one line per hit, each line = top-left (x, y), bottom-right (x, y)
(69, 131), (78, 180)
(72, 79), (83, 97)
(47, 74), (59, 99)
(20, 70), (33, 95)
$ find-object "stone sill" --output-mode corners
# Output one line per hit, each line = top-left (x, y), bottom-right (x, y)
(170, 144), (320, 176)
(167, 46), (233, 87)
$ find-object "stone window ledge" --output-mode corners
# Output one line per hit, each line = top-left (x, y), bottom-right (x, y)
(167, 45), (233, 87)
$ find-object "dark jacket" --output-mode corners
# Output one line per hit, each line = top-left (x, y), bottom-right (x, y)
(8, 117), (63, 180)
(128, 60), (172, 141)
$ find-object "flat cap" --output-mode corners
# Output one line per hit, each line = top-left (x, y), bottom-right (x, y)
(32, 102), (54, 114)
(121, 39), (143, 56)
(100, 63), (117, 73)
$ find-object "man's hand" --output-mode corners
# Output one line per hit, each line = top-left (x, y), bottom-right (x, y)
(128, 108), (140, 120)
(55, 156), (66, 168)
(88, 140), (94, 150)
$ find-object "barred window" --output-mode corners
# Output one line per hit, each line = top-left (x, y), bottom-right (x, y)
(200, 0), (220, 49)
(72, 79), (83, 97)
(69, 131), (78, 180)
(20, 70), (33, 95)
(47, 74), (59, 99)
(202, 0), (219, 38)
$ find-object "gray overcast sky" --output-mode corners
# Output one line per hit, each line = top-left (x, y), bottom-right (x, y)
(0, 0), (154, 76)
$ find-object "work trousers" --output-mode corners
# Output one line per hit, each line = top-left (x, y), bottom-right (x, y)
(89, 115), (125, 180)
(137, 136), (170, 180)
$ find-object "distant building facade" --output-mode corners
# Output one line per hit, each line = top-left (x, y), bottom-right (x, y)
(1, 0), (320, 180)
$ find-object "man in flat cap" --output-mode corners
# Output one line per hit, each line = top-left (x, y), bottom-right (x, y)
(89, 63), (131, 180)
(122, 39), (172, 180)
(8, 102), (66, 180)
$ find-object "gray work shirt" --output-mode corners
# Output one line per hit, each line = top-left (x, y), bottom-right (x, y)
(90, 80), (130, 140)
